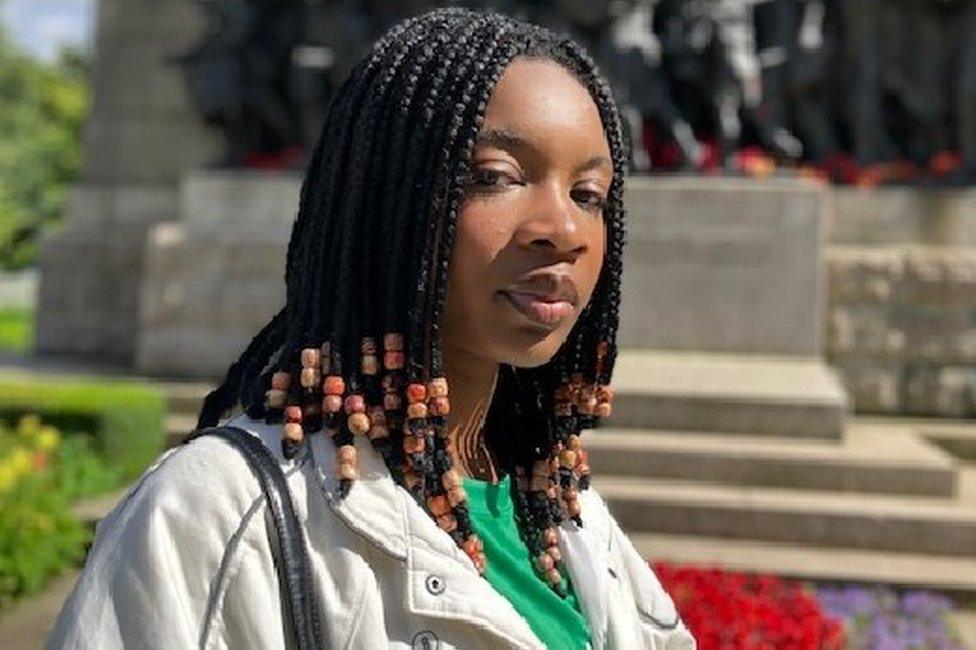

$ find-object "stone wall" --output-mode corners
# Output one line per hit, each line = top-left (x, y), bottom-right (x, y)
(827, 246), (976, 417)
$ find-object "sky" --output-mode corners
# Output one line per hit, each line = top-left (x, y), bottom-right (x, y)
(1, 0), (94, 62)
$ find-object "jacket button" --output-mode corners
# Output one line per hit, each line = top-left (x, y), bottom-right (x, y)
(424, 574), (446, 595)
(412, 630), (440, 649)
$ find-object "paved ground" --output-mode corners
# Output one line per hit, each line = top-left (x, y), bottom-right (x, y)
(0, 571), (77, 649)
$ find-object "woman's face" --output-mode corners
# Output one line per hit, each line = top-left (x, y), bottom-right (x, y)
(442, 57), (613, 368)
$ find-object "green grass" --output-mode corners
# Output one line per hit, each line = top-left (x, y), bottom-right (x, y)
(0, 308), (32, 353)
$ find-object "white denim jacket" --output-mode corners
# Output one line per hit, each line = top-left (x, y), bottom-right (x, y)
(48, 412), (695, 650)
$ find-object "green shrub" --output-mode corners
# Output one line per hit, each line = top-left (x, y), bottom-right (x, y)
(0, 474), (88, 602)
(0, 377), (165, 480)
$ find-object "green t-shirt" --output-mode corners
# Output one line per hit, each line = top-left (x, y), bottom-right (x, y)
(462, 474), (590, 650)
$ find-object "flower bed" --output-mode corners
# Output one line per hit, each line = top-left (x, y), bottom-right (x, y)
(652, 562), (845, 649)
(0, 415), (123, 605)
(815, 584), (966, 650)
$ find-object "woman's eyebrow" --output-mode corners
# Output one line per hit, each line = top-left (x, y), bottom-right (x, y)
(474, 126), (529, 150)
(475, 126), (611, 174)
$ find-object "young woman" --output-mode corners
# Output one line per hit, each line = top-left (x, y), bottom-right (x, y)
(49, 9), (695, 649)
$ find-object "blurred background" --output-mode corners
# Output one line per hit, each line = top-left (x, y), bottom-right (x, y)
(1, 0), (976, 647)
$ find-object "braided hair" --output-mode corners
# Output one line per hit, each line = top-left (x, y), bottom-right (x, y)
(196, 8), (628, 597)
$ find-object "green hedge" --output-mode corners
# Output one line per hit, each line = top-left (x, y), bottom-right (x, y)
(0, 377), (165, 480)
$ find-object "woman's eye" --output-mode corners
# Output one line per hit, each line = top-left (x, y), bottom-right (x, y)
(470, 167), (518, 189)
(572, 188), (609, 212)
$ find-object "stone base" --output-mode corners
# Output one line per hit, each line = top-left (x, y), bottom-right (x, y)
(606, 350), (849, 439)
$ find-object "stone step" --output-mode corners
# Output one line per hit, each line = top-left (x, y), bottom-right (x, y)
(586, 423), (957, 497)
(158, 380), (212, 417)
(632, 533), (976, 593)
(166, 412), (198, 447)
(606, 351), (848, 439)
(593, 475), (976, 557)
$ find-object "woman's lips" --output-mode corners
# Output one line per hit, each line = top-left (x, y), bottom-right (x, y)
(499, 290), (575, 328)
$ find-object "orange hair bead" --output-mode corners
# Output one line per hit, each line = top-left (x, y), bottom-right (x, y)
(429, 396), (450, 416)
(343, 394), (366, 414)
(407, 402), (428, 419)
(383, 351), (405, 369)
(406, 383), (427, 403)
(283, 423), (304, 442)
(427, 494), (451, 516)
(323, 375), (345, 396)
(284, 406), (303, 423)
(427, 377), (448, 398)
(271, 371), (291, 391)
(266, 389), (287, 409)
(348, 412), (370, 435)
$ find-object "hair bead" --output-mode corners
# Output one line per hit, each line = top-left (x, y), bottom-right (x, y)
(271, 371), (292, 391)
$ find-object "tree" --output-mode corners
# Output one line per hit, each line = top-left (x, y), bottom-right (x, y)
(0, 27), (90, 270)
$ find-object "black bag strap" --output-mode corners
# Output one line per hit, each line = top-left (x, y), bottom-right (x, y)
(185, 425), (324, 649)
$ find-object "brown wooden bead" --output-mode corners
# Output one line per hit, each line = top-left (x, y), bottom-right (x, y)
(436, 513), (458, 532)
(301, 348), (321, 368)
(323, 375), (345, 395)
(403, 435), (425, 454)
(597, 384), (614, 402)
(447, 485), (467, 507)
(407, 402), (428, 419)
(337, 462), (359, 481)
(554, 384), (573, 401)
(361, 337), (377, 355)
(544, 527), (559, 547)
(567, 499), (582, 518)
(536, 553), (555, 572)
(406, 383), (427, 403)
(383, 333), (404, 351)
(596, 402), (612, 418)
(563, 486), (579, 502)
(403, 470), (421, 490)
(368, 406), (387, 425)
(429, 397), (450, 416)
(271, 371), (291, 391)
(337, 445), (357, 462)
(427, 495), (450, 516)
(566, 434), (581, 450)
(283, 423), (304, 442)
(348, 412), (370, 435)
(462, 535), (480, 555)
(361, 356), (378, 376)
(343, 394), (366, 414)
(285, 405), (303, 423)
(581, 398), (599, 415)
(367, 424), (389, 440)
(546, 568), (562, 585)
(441, 469), (461, 489)
(427, 377), (449, 398)
(559, 449), (578, 469)
(266, 389), (287, 409)
(546, 546), (562, 563)
(322, 395), (343, 413)
(383, 351), (405, 369)
(383, 393), (402, 411)
(300, 367), (320, 389)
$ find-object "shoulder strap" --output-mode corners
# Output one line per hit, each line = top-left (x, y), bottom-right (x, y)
(186, 425), (324, 649)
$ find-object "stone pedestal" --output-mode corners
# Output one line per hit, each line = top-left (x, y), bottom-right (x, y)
(35, 0), (220, 363)
(136, 171), (300, 378)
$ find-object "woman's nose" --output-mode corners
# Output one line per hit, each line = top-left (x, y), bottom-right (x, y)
(517, 183), (588, 256)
